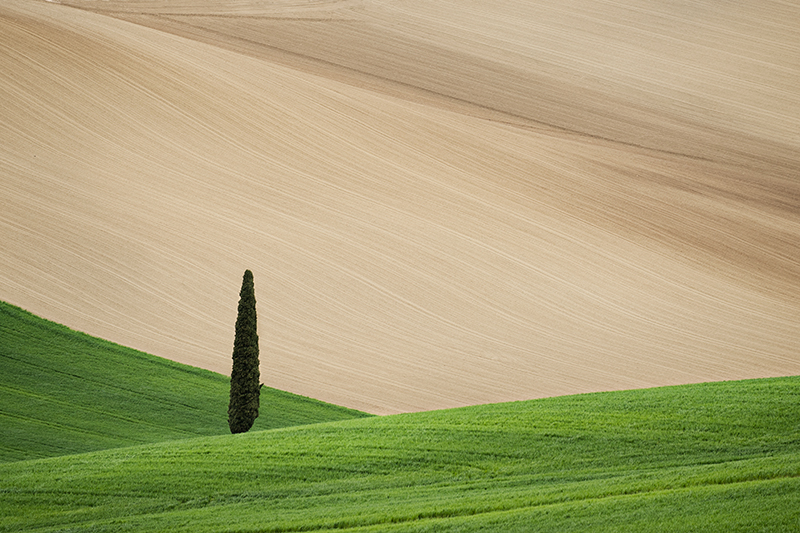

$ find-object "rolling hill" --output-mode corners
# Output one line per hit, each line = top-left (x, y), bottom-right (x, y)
(0, 301), (369, 462)
(1, 0), (798, 414)
(1, 376), (798, 531)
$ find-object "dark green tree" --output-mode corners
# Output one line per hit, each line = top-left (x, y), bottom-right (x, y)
(228, 269), (261, 434)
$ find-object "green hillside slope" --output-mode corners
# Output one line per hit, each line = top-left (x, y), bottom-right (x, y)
(0, 302), (369, 462)
(1, 377), (798, 532)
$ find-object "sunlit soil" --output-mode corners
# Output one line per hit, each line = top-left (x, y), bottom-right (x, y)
(1, 0), (798, 413)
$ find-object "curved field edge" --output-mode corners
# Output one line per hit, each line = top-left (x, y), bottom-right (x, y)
(1, 376), (798, 531)
(0, 301), (370, 462)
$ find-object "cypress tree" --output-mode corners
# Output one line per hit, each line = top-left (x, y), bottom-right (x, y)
(228, 269), (261, 434)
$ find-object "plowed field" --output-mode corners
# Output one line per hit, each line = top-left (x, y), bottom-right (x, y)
(2, 0), (798, 414)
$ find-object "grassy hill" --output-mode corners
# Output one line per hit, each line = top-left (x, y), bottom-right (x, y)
(1, 376), (798, 532)
(0, 301), (370, 462)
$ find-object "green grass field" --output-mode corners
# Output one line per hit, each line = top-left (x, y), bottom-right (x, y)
(0, 301), (369, 462)
(2, 373), (798, 531)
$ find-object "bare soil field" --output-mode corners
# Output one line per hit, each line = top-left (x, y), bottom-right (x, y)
(1, 0), (798, 414)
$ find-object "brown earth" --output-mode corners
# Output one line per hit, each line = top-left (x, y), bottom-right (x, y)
(1, 0), (798, 414)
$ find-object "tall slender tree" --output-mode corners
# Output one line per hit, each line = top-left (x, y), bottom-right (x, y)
(228, 269), (261, 434)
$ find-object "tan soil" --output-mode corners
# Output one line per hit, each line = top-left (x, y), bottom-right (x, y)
(1, 0), (798, 414)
